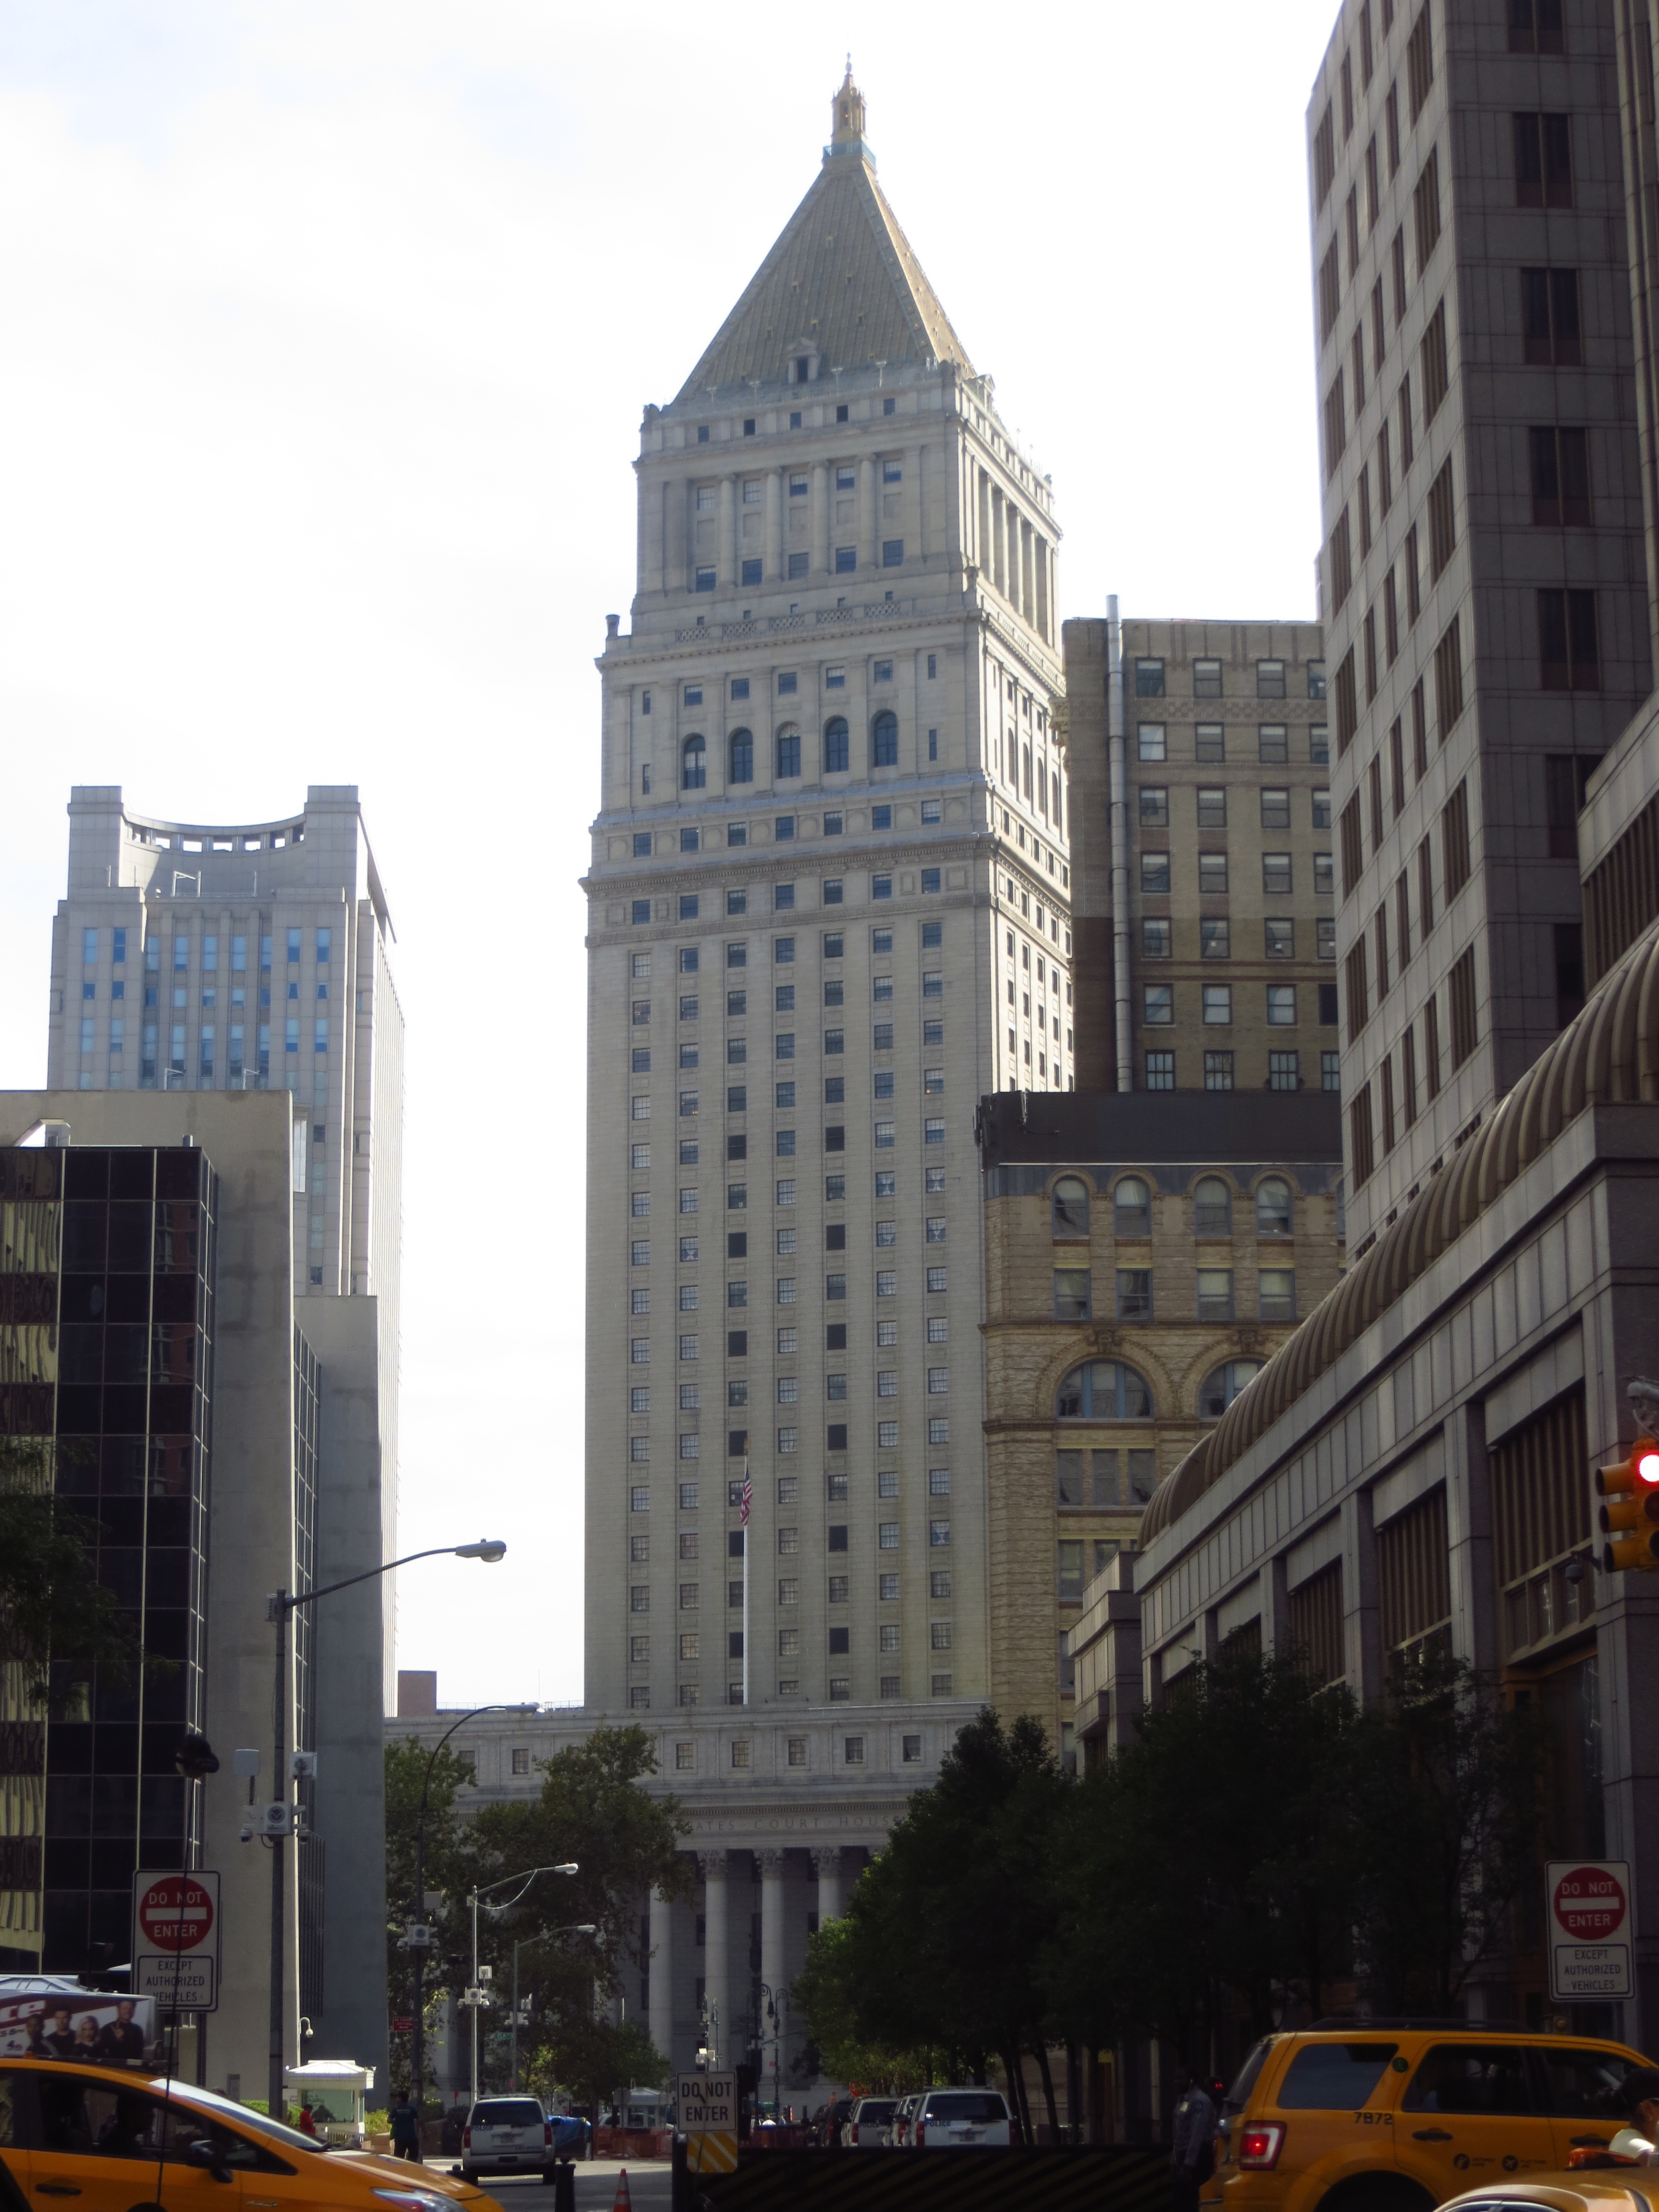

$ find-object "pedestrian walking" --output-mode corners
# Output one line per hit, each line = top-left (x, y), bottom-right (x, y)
(388, 2089), (422, 2164)
(1170, 2067), (1218, 2212)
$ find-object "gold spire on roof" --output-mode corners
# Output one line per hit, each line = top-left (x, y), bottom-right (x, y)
(831, 60), (866, 147)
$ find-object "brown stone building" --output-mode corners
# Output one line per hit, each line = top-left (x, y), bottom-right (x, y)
(975, 1089), (1344, 1764)
(1064, 616), (1336, 1102)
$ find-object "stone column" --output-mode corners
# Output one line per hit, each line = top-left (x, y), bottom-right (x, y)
(649, 1884), (674, 2070)
(912, 446), (926, 562)
(811, 461), (830, 577)
(665, 479), (689, 597)
(991, 489), (1006, 598)
(719, 475), (737, 596)
(765, 468), (783, 583)
(699, 1849), (729, 2067)
(859, 455), (878, 572)
(810, 1846), (843, 1923)
(758, 1848), (786, 2029)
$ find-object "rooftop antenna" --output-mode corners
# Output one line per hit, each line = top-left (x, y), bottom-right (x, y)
(873, 358), (887, 387)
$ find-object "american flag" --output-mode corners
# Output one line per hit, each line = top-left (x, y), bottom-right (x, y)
(739, 1463), (753, 1526)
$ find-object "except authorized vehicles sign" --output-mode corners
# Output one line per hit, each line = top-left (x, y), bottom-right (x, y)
(1547, 1860), (1633, 2001)
(133, 1871), (220, 2014)
(678, 2074), (737, 2175)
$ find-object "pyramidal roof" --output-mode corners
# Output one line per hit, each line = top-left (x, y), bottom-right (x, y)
(674, 67), (975, 406)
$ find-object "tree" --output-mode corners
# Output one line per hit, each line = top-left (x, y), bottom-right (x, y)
(1348, 1650), (1547, 2014)
(383, 1737), (477, 2095)
(2, 1440), (142, 1706)
(522, 2018), (668, 2116)
(790, 1915), (940, 2094)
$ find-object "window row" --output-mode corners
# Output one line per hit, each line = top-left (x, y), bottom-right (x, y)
(1051, 1173), (1298, 1239)
(84, 928), (330, 976)
(627, 1472), (953, 1511)
(1343, 785), (1470, 1037)
(626, 1258), (951, 1313)
(1141, 916), (1336, 962)
(1348, 943), (1482, 1185)
(661, 654), (917, 716)
(1136, 725), (1329, 766)
(693, 542), (906, 592)
(1144, 1048), (1342, 1094)
(633, 869), (960, 921)
(636, 1686), (951, 1710)
(1052, 1268), (1298, 1324)
(1139, 786), (1330, 831)
(1142, 983), (1333, 1029)
(1054, 1355), (1266, 1424)
(1133, 658), (1321, 701)
(635, 798), (949, 859)
(632, 1214), (950, 1253)
(682, 715), (918, 786)
(628, 1628), (952, 1674)
(1140, 852), (1333, 897)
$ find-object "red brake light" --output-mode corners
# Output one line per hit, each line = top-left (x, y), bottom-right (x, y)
(1238, 2124), (1285, 2170)
(462, 2127), (472, 2148)
(849, 2124), (859, 2144)
(916, 2123), (926, 2146)
(1638, 1451), (1659, 1485)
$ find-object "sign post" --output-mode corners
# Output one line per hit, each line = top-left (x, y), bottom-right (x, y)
(1547, 1860), (1633, 2003)
(678, 2072), (738, 2175)
(133, 1870), (221, 2014)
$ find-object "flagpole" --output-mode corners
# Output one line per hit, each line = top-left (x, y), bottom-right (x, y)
(741, 1457), (751, 1709)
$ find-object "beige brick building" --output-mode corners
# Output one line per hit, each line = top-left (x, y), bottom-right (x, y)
(1064, 617), (1338, 1100)
(976, 1090), (1345, 1765)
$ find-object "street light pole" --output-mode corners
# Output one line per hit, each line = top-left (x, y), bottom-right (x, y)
(509, 1925), (595, 2093)
(465, 1864), (578, 2108)
(265, 1540), (506, 2118)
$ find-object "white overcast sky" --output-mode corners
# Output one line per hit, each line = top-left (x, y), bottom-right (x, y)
(0, 0), (1340, 1710)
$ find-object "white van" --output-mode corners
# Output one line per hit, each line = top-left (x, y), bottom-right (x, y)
(909, 2088), (1012, 2147)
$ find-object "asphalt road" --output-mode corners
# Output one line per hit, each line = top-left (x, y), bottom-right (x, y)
(441, 2160), (673, 2212)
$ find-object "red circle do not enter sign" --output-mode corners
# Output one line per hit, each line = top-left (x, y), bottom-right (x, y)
(137, 1876), (215, 1952)
(1553, 1865), (1628, 1941)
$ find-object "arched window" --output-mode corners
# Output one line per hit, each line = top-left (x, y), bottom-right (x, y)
(871, 710), (899, 767)
(1052, 1177), (1090, 1236)
(682, 735), (706, 790)
(1256, 1178), (1293, 1236)
(776, 725), (802, 779)
(824, 717), (850, 774)
(1056, 1360), (1154, 1420)
(1193, 1176), (1232, 1236)
(727, 729), (753, 785)
(1113, 1176), (1151, 1237)
(1198, 1360), (1264, 1420)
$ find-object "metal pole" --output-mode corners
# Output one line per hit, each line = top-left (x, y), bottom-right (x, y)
(269, 1592), (289, 2120)
(411, 1816), (425, 2116)
(510, 1941), (520, 2094)
(470, 1887), (480, 2109)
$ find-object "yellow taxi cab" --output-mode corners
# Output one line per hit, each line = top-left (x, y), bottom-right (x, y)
(0, 2059), (492, 2212)
(1212, 2023), (1654, 2212)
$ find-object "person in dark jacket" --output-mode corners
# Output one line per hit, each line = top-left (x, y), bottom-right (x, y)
(1170, 2068), (1218, 2212)
(388, 2091), (421, 2163)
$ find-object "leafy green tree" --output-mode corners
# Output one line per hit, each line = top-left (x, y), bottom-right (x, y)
(790, 1916), (940, 2094)
(2, 1440), (142, 1706)
(522, 2018), (668, 2115)
(384, 1737), (477, 2095)
(1348, 1650), (1547, 2014)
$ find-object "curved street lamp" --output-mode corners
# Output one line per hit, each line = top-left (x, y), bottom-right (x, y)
(465, 1864), (579, 2104)
(265, 1540), (506, 2116)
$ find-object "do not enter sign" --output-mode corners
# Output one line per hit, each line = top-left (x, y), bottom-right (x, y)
(137, 1874), (215, 1951)
(1547, 1860), (1633, 2001)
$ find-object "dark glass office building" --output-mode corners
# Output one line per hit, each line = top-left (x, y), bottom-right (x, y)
(0, 1143), (214, 1972)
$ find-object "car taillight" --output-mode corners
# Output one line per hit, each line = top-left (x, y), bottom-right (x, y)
(849, 2124), (859, 2144)
(544, 2123), (552, 2145)
(915, 2123), (926, 2146)
(462, 2127), (472, 2148)
(1237, 2124), (1284, 2170)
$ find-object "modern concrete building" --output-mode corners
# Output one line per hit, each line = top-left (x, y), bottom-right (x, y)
(0, 1092), (388, 2097)
(1064, 616), (1336, 1098)
(975, 1090), (1346, 1763)
(1314, 0), (1651, 1250)
(45, 785), (403, 1678)
(571, 65), (1070, 2082)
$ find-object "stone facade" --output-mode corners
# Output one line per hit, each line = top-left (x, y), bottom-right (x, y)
(1066, 619), (1335, 1100)
(1311, 0), (1652, 1247)
(977, 1092), (1345, 1759)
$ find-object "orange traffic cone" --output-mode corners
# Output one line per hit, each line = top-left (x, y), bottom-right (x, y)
(613, 2169), (632, 2212)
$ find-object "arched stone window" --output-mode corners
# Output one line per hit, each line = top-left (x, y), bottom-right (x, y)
(728, 729), (753, 784)
(1112, 1175), (1151, 1237)
(682, 735), (706, 790)
(776, 725), (802, 779)
(1193, 1176), (1232, 1236)
(1198, 1359), (1264, 1420)
(1052, 1177), (1090, 1236)
(824, 717), (850, 774)
(1256, 1177), (1293, 1236)
(1055, 1360), (1155, 1420)
(871, 710), (899, 767)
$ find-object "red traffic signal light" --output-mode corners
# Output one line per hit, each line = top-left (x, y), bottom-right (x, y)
(1595, 1443), (1659, 1573)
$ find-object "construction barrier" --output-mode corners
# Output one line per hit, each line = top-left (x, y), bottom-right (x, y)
(679, 2144), (1175, 2212)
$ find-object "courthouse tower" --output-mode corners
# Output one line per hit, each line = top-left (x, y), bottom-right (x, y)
(582, 70), (1067, 2067)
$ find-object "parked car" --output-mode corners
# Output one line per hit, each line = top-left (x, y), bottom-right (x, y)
(462, 2095), (563, 2183)
(0, 2059), (493, 2211)
(848, 2095), (898, 2146)
(908, 2088), (1013, 2147)
(1215, 2024), (1656, 2212)
(889, 2093), (923, 2146)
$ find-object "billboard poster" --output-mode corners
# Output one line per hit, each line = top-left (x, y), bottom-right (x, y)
(0, 1982), (156, 2067)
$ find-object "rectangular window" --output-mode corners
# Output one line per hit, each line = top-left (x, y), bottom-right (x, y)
(1433, 614), (1465, 735)
(1449, 946), (1478, 1066)
(1196, 786), (1227, 828)
(1442, 778), (1471, 898)
(1198, 853), (1228, 895)
(1538, 587), (1599, 690)
(1427, 457), (1456, 578)
(1413, 144), (1441, 271)
(1202, 1049), (1233, 1091)
(1530, 426), (1591, 526)
(1140, 851), (1171, 896)
(1421, 298), (1449, 422)
(1267, 984), (1297, 1026)
(1144, 1050), (1175, 1090)
(1136, 722), (1167, 761)
(1265, 917), (1295, 960)
(1514, 111), (1573, 206)
(1143, 984), (1173, 1026)
(1196, 1268), (1234, 1321)
(1196, 723), (1224, 762)
(1346, 941), (1370, 1039)
(1522, 266), (1581, 366)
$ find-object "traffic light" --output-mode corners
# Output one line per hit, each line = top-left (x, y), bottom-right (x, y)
(1596, 1442), (1659, 1573)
